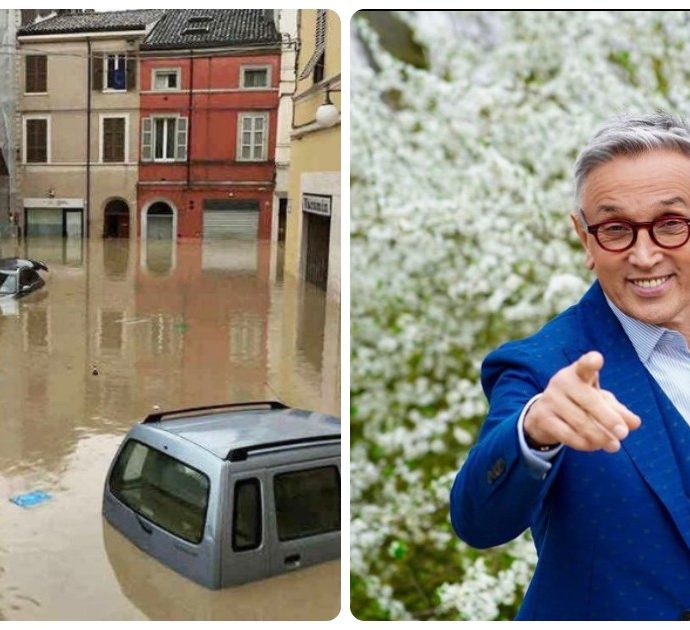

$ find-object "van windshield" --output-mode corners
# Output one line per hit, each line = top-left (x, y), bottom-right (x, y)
(0, 272), (17, 295)
(109, 439), (210, 544)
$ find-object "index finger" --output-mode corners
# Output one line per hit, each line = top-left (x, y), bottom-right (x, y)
(574, 351), (603, 387)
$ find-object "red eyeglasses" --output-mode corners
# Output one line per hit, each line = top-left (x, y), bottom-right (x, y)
(582, 215), (690, 252)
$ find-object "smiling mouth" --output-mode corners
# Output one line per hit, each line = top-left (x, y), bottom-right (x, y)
(630, 275), (672, 289)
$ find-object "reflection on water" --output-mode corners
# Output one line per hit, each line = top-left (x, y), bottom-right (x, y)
(22, 235), (84, 267)
(102, 522), (339, 620)
(0, 236), (340, 620)
(103, 239), (129, 279)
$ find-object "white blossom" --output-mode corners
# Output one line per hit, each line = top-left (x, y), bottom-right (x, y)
(351, 10), (690, 620)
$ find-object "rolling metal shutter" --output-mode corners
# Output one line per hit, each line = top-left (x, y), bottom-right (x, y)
(202, 199), (259, 240)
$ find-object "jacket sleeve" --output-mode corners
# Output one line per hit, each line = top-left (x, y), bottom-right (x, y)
(449, 343), (565, 549)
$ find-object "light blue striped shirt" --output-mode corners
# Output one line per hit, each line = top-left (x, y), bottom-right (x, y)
(605, 296), (690, 425)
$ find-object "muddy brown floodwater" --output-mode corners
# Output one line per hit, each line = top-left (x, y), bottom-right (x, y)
(0, 237), (340, 621)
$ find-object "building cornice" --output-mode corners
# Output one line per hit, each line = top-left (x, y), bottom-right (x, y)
(294, 73), (341, 103)
(139, 44), (281, 58)
(18, 30), (148, 43)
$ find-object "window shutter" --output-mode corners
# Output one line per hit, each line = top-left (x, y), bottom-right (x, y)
(26, 119), (47, 163)
(25, 56), (34, 92)
(141, 117), (152, 162)
(315, 9), (327, 48)
(25, 55), (47, 92)
(175, 117), (188, 161)
(103, 118), (125, 163)
(126, 56), (136, 91)
(299, 10), (328, 81)
(92, 54), (103, 91)
(38, 56), (47, 92)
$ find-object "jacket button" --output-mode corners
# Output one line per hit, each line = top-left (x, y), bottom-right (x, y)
(487, 458), (506, 484)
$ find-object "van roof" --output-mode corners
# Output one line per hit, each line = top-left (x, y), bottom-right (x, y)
(145, 406), (340, 460)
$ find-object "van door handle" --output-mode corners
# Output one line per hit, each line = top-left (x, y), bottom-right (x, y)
(285, 554), (301, 568)
(136, 515), (153, 534)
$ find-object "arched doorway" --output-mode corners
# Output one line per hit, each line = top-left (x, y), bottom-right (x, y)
(104, 199), (130, 238)
(146, 202), (174, 240)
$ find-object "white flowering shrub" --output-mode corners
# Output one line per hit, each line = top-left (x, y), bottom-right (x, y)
(350, 10), (690, 620)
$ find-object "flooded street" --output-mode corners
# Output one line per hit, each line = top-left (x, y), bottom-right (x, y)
(0, 236), (340, 620)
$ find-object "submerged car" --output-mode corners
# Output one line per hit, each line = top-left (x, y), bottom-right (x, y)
(103, 401), (340, 589)
(0, 258), (48, 298)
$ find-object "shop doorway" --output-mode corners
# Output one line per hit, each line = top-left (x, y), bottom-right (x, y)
(304, 211), (331, 291)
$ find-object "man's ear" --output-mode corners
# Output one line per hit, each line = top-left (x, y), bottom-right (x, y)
(571, 213), (595, 270)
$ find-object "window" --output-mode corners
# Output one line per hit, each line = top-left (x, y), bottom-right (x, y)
(313, 51), (325, 84)
(102, 116), (126, 163)
(92, 53), (135, 92)
(109, 440), (210, 544)
(240, 66), (270, 89)
(232, 478), (262, 551)
(107, 55), (126, 89)
(0, 272), (17, 295)
(141, 116), (188, 162)
(18, 269), (40, 291)
(25, 117), (48, 163)
(153, 68), (180, 91)
(274, 466), (340, 541)
(237, 113), (268, 162)
(25, 55), (47, 93)
(105, 54), (127, 90)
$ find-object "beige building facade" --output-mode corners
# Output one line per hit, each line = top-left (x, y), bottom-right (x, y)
(285, 9), (341, 300)
(17, 12), (161, 240)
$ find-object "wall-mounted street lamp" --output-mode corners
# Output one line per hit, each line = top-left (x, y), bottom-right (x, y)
(316, 87), (341, 128)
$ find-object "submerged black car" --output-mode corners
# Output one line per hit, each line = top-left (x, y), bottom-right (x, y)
(0, 258), (48, 298)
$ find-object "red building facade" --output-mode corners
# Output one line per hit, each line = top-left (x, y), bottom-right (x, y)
(137, 11), (281, 240)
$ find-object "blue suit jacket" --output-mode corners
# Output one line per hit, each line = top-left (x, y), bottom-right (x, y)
(450, 281), (690, 620)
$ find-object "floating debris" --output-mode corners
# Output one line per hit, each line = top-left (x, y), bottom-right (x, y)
(10, 491), (52, 508)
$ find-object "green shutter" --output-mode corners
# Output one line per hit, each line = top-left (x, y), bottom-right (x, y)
(176, 117), (188, 161)
(92, 53), (103, 91)
(141, 117), (152, 162)
(126, 56), (136, 91)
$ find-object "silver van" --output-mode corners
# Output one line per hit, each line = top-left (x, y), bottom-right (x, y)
(102, 401), (340, 589)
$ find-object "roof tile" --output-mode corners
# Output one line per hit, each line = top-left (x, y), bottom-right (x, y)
(18, 9), (164, 36)
(141, 10), (281, 51)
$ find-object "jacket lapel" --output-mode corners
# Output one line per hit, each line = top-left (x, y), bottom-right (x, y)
(569, 281), (690, 548)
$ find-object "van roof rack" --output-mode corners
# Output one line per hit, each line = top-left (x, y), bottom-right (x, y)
(226, 434), (341, 462)
(143, 401), (288, 424)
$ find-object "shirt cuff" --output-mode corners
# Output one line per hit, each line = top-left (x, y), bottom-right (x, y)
(517, 393), (564, 476)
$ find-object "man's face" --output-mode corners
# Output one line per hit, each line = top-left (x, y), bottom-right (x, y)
(573, 149), (690, 338)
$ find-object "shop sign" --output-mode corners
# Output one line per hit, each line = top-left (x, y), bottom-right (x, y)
(302, 193), (331, 217)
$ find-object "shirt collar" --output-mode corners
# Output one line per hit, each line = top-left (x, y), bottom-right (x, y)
(604, 295), (668, 364)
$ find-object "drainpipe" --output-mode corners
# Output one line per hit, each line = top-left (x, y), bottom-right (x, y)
(290, 11), (301, 132)
(186, 50), (193, 188)
(86, 37), (92, 238)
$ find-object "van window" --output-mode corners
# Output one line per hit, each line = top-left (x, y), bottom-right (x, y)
(232, 478), (262, 551)
(109, 439), (210, 544)
(0, 272), (17, 294)
(274, 466), (340, 541)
